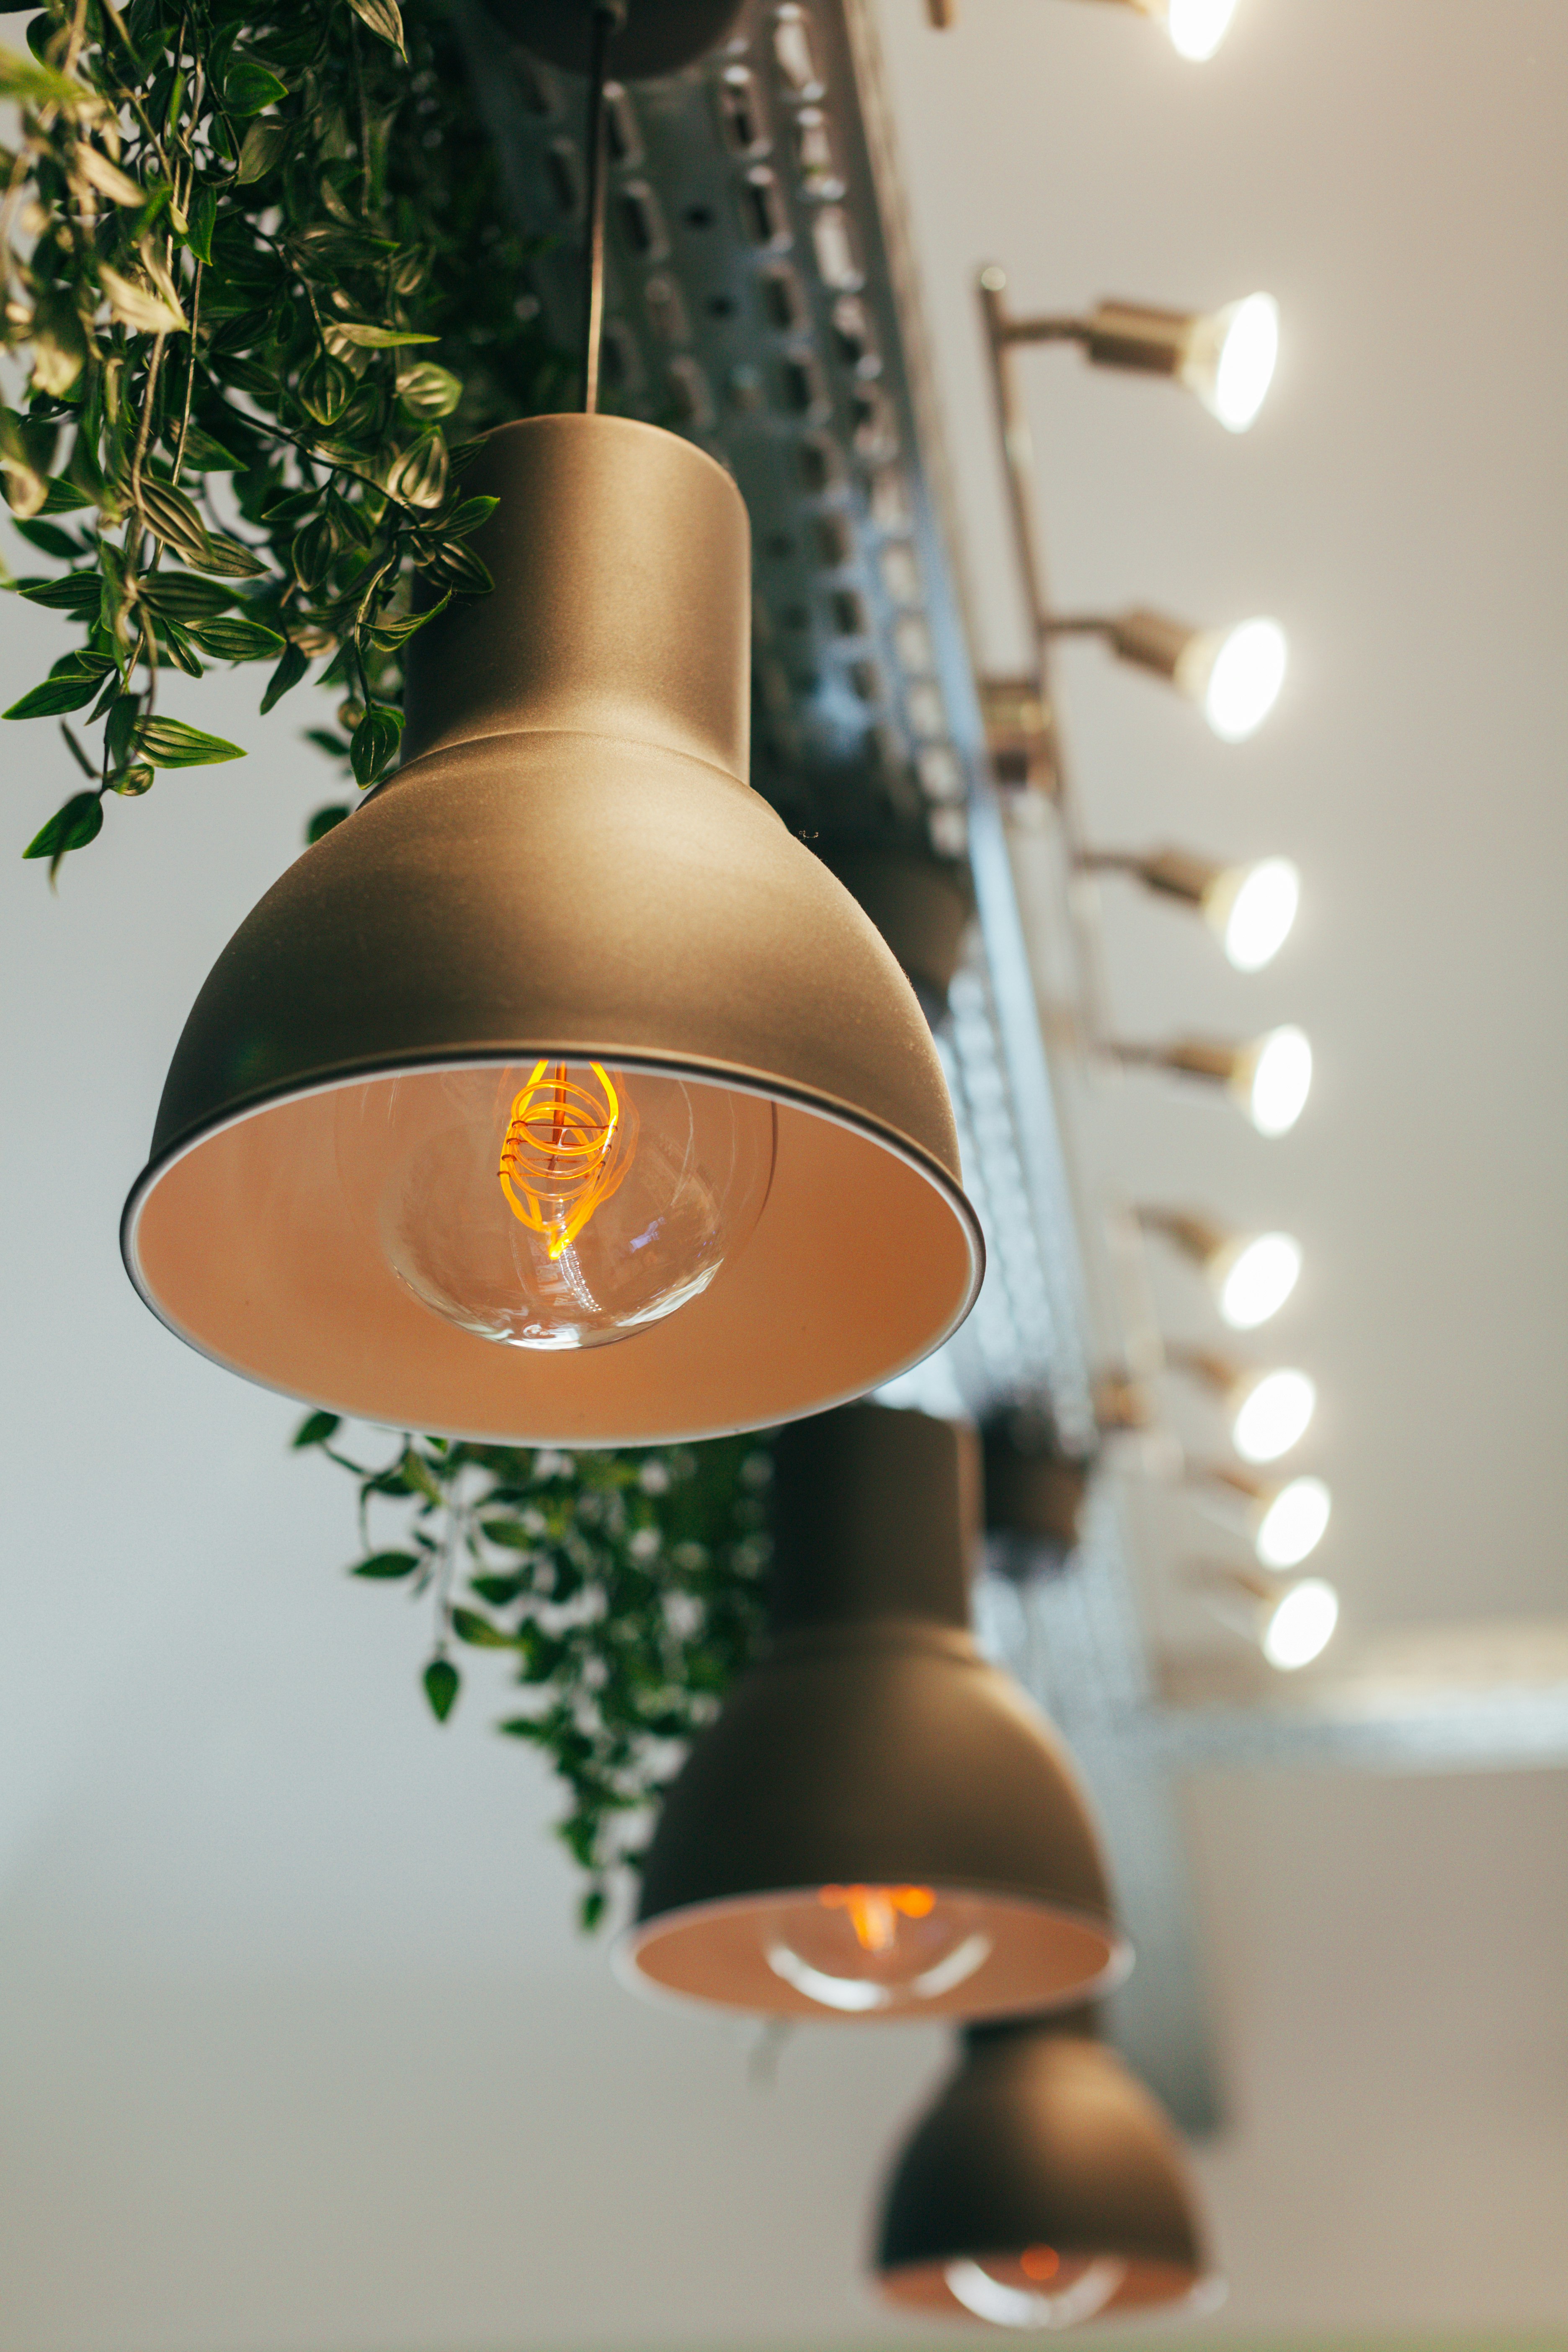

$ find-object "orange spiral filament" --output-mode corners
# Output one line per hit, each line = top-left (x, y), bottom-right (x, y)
(497, 1061), (636, 1259)
(818, 1884), (936, 1954)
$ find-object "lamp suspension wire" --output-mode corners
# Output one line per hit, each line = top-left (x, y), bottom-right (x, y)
(580, 1), (624, 415)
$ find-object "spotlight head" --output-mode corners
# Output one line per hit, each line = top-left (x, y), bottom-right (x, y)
(1137, 0), (1242, 62)
(1087, 848), (1299, 972)
(875, 2009), (1216, 2325)
(1073, 286), (1274, 426)
(1098, 609), (1287, 740)
(1123, 1027), (1313, 1136)
(1169, 1351), (1316, 1465)
(1136, 1211), (1303, 1331)
(1198, 1465), (1331, 1570)
(622, 1407), (1126, 2021)
(1192, 1560), (1340, 1671)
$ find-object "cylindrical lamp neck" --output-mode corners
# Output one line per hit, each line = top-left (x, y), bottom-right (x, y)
(769, 1404), (978, 1634)
(400, 414), (750, 779)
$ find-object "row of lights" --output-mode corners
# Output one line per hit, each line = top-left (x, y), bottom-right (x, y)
(975, 31), (1336, 1671)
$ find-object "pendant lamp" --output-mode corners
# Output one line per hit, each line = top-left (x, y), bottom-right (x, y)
(621, 1406), (1125, 2020)
(876, 2010), (1217, 2326)
(120, 18), (982, 1446)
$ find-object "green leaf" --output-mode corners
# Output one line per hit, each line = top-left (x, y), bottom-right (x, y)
(140, 476), (212, 565)
(188, 615), (285, 662)
(385, 433), (449, 511)
(422, 540), (493, 598)
(235, 118), (290, 184)
(18, 572), (101, 619)
(306, 803), (350, 844)
(134, 716), (246, 767)
(260, 637), (309, 713)
(478, 1517), (536, 1551)
(40, 477), (92, 514)
(423, 1656), (460, 1723)
(396, 361), (462, 421)
(351, 1550), (422, 1579)
(5, 673), (102, 719)
(579, 1884), (608, 1934)
(223, 57), (289, 113)
(187, 183), (217, 266)
(23, 790), (102, 867)
(445, 495), (499, 539)
(194, 534), (268, 579)
(140, 571), (238, 622)
(364, 590), (449, 651)
(451, 1606), (514, 1649)
(177, 422), (242, 473)
(108, 763), (155, 798)
(12, 518), (82, 560)
(333, 323), (439, 350)
(293, 1409), (343, 1448)
(348, 0), (407, 56)
(350, 701), (402, 786)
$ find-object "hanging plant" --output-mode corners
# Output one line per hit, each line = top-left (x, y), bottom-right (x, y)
(0, 0), (569, 875)
(294, 1414), (776, 1929)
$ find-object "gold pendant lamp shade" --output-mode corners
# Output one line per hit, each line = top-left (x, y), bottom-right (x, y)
(876, 2012), (1216, 2326)
(121, 418), (983, 1442)
(621, 1406), (1125, 2020)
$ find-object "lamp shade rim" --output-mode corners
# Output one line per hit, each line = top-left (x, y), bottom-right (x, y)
(121, 1050), (985, 1447)
(876, 2256), (1224, 2322)
(614, 1886), (1131, 2021)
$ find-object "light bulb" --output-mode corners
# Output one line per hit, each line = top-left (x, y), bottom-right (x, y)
(1256, 1473), (1330, 1570)
(1165, 0), (1239, 64)
(1262, 1575), (1339, 1669)
(1180, 291), (1277, 428)
(762, 1883), (996, 2014)
(1206, 856), (1300, 972)
(945, 2255), (1129, 2330)
(1236, 1025), (1312, 1137)
(335, 1061), (775, 1351)
(1176, 617), (1287, 742)
(1212, 1230), (1301, 1329)
(1232, 1368), (1315, 1463)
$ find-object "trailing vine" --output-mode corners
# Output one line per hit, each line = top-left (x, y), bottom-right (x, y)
(0, 0), (569, 874)
(295, 1414), (775, 1929)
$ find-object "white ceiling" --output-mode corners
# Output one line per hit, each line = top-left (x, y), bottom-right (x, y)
(2, 2), (1567, 2346)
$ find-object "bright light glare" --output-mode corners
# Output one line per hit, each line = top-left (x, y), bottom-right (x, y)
(1208, 293), (1278, 428)
(1215, 1232), (1302, 1330)
(1232, 1369), (1316, 1464)
(1166, 0), (1238, 63)
(1210, 856), (1300, 972)
(1240, 1025), (1312, 1137)
(944, 2260), (1129, 2330)
(1263, 1576), (1339, 1670)
(1256, 1474), (1331, 1570)
(1181, 617), (1287, 742)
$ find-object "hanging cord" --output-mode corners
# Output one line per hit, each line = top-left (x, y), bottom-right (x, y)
(580, 0), (626, 413)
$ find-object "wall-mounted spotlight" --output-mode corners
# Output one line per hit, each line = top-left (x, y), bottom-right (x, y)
(1197, 1463), (1332, 1571)
(997, 291), (1277, 433)
(1193, 1561), (1341, 1671)
(1048, 608), (1287, 742)
(623, 1406), (1126, 2020)
(1118, 1025), (1313, 1137)
(875, 2008), (1217, 2325)
(1081, 847), (1300, 972)
(1168, 1347), (1316, 1463)
(1120, 0), (1241, 65)
(1137, 1210), (1303, 1330)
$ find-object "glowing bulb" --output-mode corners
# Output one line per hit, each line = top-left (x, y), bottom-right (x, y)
(945, 2256), (1129, 2329)
(1177, 617), (1287, 742)
(1236, 1025), (1312, 1137)
(335, 1062), (775, 1351)
(763, 1884), (994, 2014)
(1206, 856), (1300, 972)
(1256, 1473), (1330, 1570)
(1231, 1368), (1315, 1464)
(1212, 1231), (1301, 1329)
(1165, 0), (1238, 64)
(1180, 291), (1277, 428)
(1262, 1575), (1339, 1669)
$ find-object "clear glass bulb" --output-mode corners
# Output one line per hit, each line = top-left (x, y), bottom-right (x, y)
(1165, 0), (1239, 64)
(1237, 1025), (1312, 1137)
(1232, 1368), (1316, 1463)
(1207, 856), (1300, 972)
(1263, 1576), (1339, 1669)
(762, 1884), (995, 2014)
(1178, 617), (1287, 742)
(1213, 1231), (1301, 1329)
(1181, 291), (1278, 428)
(1256, 1474), (1331, 1570)
(335, 1061), (775, 1351)
(945, 2254), (1129, 2330)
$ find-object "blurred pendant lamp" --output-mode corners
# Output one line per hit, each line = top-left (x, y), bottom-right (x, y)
(119, 4), (981, 1447)
(621, 1405), (1126, 2020)
(875, 2009), (1218, 2326)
